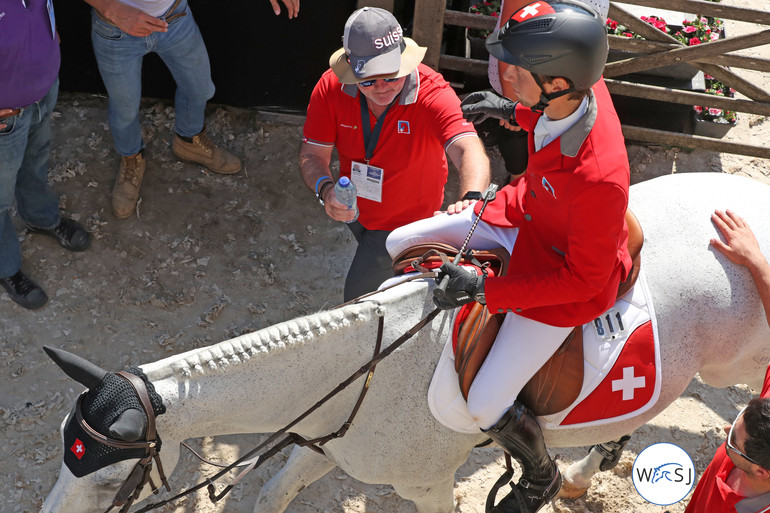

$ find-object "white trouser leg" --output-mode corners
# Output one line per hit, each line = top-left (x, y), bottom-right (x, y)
(386, 209), (519, 258)
(466, 314), (572, 429)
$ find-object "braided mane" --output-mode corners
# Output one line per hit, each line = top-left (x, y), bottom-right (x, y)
(142, 303), (379, 380)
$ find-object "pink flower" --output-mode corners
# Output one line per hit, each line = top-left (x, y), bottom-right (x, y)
(708, 108), (723, 116)
(610, 20), (618, 30)
(654, 20), (667, 31)
(710, 32), (719, 41)
(684, 25), (697, 33)
(491, 11), (499, 16)
(689, 37), (702, 45)
(623, 32), (633, 38)
(694, 105), (703, 113)
(700, 17), (708, 24)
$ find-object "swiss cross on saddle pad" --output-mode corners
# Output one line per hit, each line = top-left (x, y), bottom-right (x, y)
(512, 2), (556, 22)
(559, 321), (656, 425)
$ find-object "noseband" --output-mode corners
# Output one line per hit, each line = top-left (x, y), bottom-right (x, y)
(75, 371), (170, 513)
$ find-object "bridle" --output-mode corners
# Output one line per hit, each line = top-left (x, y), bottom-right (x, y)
(76, 272), (440, 513)
(75, 371), (170, 513)
(75, 186), (499, 513)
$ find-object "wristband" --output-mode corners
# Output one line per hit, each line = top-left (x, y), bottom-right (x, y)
(462, 191), (483, 201)
(315, 176), (332, 195)
(317, 180), (334, 206)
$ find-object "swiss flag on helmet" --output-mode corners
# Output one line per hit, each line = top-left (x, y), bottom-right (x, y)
(513, 1), (556, 22)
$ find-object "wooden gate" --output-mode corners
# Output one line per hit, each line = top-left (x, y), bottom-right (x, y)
(403, 0), (770, 158)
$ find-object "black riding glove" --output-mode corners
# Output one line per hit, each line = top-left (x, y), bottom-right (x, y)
(461, 91), (517, 125)
(433, 262), (486, 310)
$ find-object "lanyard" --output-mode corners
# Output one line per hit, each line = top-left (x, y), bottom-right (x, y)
(359, 93), (398, 162)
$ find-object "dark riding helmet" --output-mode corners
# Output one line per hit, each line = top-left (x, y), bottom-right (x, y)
(485, 0), (608, 90)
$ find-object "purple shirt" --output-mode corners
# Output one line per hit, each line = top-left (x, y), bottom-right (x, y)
(0, 0), (60, 109)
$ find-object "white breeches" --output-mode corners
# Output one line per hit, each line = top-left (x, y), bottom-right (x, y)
(387, 210), (571, 430)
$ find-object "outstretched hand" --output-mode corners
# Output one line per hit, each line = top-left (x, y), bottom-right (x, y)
(268, 0), (300, 18)
(710, 209), (764, 268)
(711, 209), (770, 328)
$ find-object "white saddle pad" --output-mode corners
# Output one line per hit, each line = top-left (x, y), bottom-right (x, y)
(427, 268), (660, 432)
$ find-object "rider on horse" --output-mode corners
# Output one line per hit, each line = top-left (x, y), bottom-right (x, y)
(386, 2), (631, 511)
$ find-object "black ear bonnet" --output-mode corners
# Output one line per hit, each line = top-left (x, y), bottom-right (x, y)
(62, 367), (166, 477)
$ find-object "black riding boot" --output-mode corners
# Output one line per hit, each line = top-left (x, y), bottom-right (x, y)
(485, 401), (561, 513)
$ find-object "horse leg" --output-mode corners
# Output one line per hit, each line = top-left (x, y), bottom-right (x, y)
(392, 476), (456, 513)
(559, 435), (632, 499)
(253, 446), (336, 513)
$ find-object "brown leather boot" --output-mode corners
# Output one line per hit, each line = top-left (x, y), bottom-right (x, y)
(485, 401), (562, 513)
(112, 151), (146, 219)
(172, 128), (242, 175)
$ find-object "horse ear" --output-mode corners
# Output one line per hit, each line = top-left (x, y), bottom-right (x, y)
(43, 345), (108, 390)
(109, 409), (147, 442)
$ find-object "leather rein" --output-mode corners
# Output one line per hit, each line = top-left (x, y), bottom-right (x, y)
(84, 272), (440, 513)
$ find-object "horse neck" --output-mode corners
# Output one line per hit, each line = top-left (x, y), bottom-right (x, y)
(140, 303), (383, 442)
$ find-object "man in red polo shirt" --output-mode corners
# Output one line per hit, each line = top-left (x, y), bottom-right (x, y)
(387, 2), (628, 512)
(684, 209), (770, 513)
(300, 7), (490, 301)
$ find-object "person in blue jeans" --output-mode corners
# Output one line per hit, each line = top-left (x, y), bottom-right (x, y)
(1, 0), (92, 310)
(83, 0), (300, 219)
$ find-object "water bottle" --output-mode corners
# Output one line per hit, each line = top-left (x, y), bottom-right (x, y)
(334, 176), (359, 223)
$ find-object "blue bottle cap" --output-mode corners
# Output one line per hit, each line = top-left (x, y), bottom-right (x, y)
(339, 176), (351, 187)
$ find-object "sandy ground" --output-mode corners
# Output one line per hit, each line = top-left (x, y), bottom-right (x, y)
(3, 4), (770, 513)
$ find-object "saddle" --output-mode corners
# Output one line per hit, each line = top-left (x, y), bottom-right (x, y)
(391, 209), (644, 417)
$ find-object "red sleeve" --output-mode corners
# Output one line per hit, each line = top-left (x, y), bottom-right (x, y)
(418, 71), (477, 147)
(303, 70), (338, 146)
(485, 181), (628, 311)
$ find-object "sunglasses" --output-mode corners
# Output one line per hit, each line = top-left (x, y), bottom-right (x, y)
(727, 406), (763, 467)
(359, 78), (400, 88)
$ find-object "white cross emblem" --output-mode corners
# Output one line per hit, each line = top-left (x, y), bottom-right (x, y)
(519, 3), (543, 19)
(75, 443), (84, 454)
(611, 366), (646, 401)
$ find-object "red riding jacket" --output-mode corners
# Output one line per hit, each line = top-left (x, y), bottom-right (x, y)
(478, 79), (632, 327)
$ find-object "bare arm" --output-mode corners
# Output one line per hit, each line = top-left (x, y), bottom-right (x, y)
(710, 209), (770, 327)
(268, 0), (300, 18)
(298, 142), (355, 223)
(442, 135), (491, 215)
(83, 0), (167, 37)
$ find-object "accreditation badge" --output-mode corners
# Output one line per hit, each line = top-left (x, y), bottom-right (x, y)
(351, 161), (384, 203)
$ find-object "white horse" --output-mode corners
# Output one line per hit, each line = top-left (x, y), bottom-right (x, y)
(42, 172), (770, 513)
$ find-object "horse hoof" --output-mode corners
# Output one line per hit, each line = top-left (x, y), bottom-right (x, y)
(557, 481), (588, 499)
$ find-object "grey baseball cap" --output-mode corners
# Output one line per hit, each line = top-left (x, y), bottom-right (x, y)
(329, 7), (426, 84)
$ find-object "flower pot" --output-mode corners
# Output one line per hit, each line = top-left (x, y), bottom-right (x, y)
(466, 33), (489, 61)
(691, 112), (736, 138)
(607, 46), (699, 81)
(611, 72), (704, 134)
